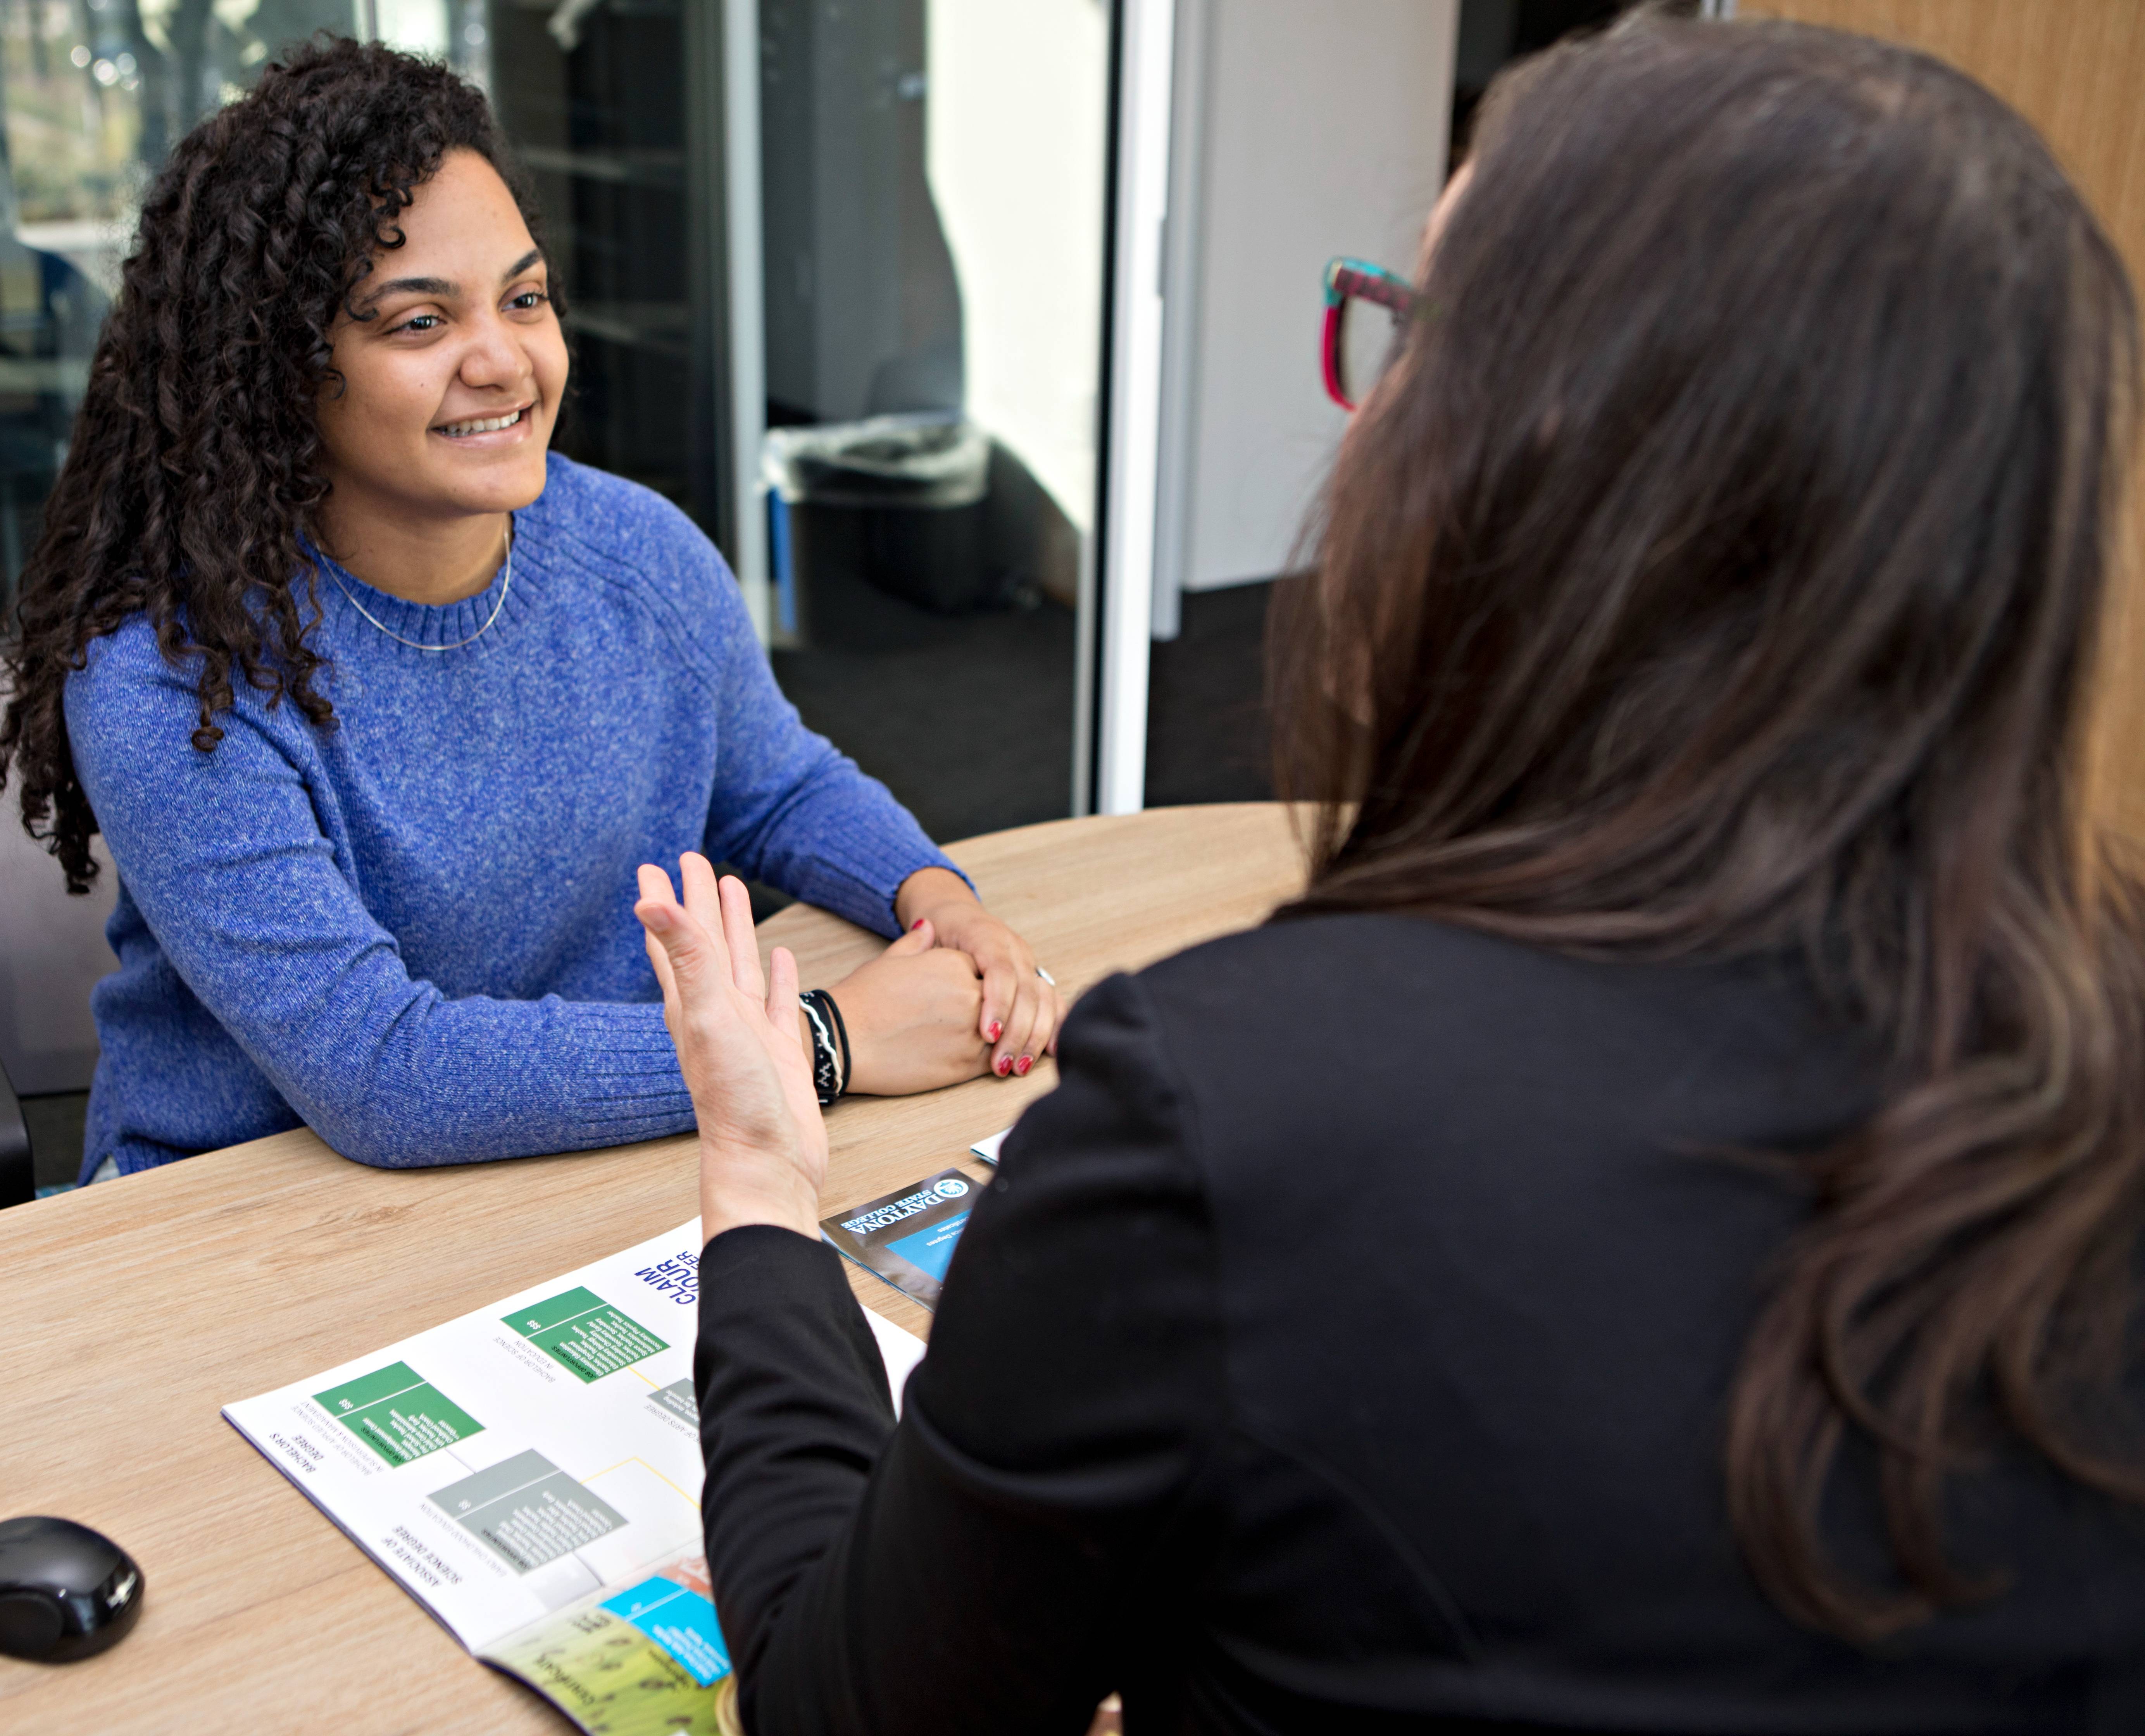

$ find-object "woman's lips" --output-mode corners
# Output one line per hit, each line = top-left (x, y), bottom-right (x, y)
(435, 405), (532, 441)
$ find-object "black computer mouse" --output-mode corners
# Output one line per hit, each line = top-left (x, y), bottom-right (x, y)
(0, 1516), (144, 1662)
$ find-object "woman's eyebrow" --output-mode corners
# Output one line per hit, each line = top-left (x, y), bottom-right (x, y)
(360, 272), (454, 307)
(357, 250), (543, 310)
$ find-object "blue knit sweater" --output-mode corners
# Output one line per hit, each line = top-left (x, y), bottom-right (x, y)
(64, 454), (960, 1182)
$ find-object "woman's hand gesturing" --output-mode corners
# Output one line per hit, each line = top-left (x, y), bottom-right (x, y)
(637, 852), (825, 1241)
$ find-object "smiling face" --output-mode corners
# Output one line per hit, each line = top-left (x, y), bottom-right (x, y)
(315, 148), (567, 542)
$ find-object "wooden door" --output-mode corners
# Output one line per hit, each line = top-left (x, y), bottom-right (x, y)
(1736, 1), (2145, 843)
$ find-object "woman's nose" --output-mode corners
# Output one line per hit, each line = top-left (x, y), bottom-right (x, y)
(458, 315), (529, 390)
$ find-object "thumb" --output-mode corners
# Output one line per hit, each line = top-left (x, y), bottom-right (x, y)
(885, 918), (936, 957)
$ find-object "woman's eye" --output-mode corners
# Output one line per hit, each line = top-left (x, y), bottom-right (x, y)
(394, 313), (441, 334)
(508, 290), (550, 312)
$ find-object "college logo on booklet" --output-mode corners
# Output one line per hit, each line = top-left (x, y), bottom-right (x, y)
(821, 1165), (982, 1311)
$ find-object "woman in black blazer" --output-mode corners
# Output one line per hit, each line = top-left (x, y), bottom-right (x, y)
(638, 15), (2145, 1733)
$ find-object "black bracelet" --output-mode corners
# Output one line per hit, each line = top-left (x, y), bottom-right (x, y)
(799, 990), (842, 1106)
(799, 989), (853, 1104)
(818, 988), (852, 1096)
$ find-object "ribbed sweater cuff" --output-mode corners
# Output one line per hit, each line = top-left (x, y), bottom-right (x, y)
(571, 1000), (695, 1141)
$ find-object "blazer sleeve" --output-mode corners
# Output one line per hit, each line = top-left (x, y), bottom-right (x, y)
(694, 970), (1227, 1735)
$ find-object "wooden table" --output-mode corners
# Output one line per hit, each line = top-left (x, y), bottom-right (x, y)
(0, 803), (1303, 1732)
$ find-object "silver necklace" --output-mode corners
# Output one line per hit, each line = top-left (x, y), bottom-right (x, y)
(323, 522), (514, 652)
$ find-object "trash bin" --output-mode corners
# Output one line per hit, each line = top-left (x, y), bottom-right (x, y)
(762, 414), (996, 630)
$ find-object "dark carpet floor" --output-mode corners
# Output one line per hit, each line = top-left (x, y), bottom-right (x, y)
(25, 1090), (87, 1194)
(1146, 580), (1275, 808)
(772, 564), (1274, 849)
(772, 558), (1080, 847)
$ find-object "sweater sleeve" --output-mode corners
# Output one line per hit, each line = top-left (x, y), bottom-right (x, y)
(65, 634), (697, 1168)
(686, 542), (968, 937)
(694, 971), (1226, 1735)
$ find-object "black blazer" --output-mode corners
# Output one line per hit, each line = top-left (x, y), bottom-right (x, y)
(693, 914), (2145, 1733)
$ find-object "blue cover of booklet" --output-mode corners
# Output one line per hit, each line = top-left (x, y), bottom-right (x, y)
(820, 1167), (979, 1310)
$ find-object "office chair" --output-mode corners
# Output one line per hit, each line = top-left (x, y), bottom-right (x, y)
(0, 818), (119, 1207)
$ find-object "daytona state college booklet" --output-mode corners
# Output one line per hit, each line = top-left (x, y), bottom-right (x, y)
(224, 1219), (926, 1736)
(820, 1168), (979, 1310)
(816, 1133), (1012, 1311)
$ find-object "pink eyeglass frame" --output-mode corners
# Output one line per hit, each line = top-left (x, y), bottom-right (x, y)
(1322, 257), (1417, 411)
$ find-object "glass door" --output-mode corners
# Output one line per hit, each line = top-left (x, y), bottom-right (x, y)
(752, 0), (1114, 842)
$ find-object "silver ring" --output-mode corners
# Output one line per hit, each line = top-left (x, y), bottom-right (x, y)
(1036, 966), (1057, 986)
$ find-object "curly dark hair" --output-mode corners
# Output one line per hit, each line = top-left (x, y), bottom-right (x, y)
(0, 36), (550, 892)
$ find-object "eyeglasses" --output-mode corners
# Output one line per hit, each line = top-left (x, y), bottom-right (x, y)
(1321, 257), (1416, 412)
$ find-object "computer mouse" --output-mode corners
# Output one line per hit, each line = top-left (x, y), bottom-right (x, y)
(0, 1516), (144, 1662)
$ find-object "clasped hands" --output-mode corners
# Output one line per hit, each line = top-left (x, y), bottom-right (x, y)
(635, 854), (1060, 1235)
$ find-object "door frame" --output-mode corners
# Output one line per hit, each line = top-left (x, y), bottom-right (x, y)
(1089, 0), (1177, 815)
(717, 0), (773, 644)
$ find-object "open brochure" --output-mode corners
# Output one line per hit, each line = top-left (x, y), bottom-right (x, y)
(224, 1219), (925, 1734)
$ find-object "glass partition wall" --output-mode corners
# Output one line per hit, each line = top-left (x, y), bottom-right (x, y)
(755, 0), (1109, 841)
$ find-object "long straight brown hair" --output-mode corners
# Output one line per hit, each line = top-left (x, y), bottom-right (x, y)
(1273, 14), (2145, 1641)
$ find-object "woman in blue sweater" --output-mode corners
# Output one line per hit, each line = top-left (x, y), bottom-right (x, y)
(0, 41), (1059, 1183)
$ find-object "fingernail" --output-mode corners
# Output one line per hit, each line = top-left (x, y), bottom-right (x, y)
(995, 1056), (1013, 1076)
(986, 1020), (1003, 1042)
(1015, 1055), (1033, 1076)
(910, 918), (925, 931)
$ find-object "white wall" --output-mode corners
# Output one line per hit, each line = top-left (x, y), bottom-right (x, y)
(926, 0), (1110, 537)
(1173, 0), (1457, 594)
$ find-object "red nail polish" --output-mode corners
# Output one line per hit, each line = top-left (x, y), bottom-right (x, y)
(996, 1056), (1013, 1076)
(986, 1020), (1003, 1042)
(1015, 1056), (1033, 1076)
(911, 918), (925, 931)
